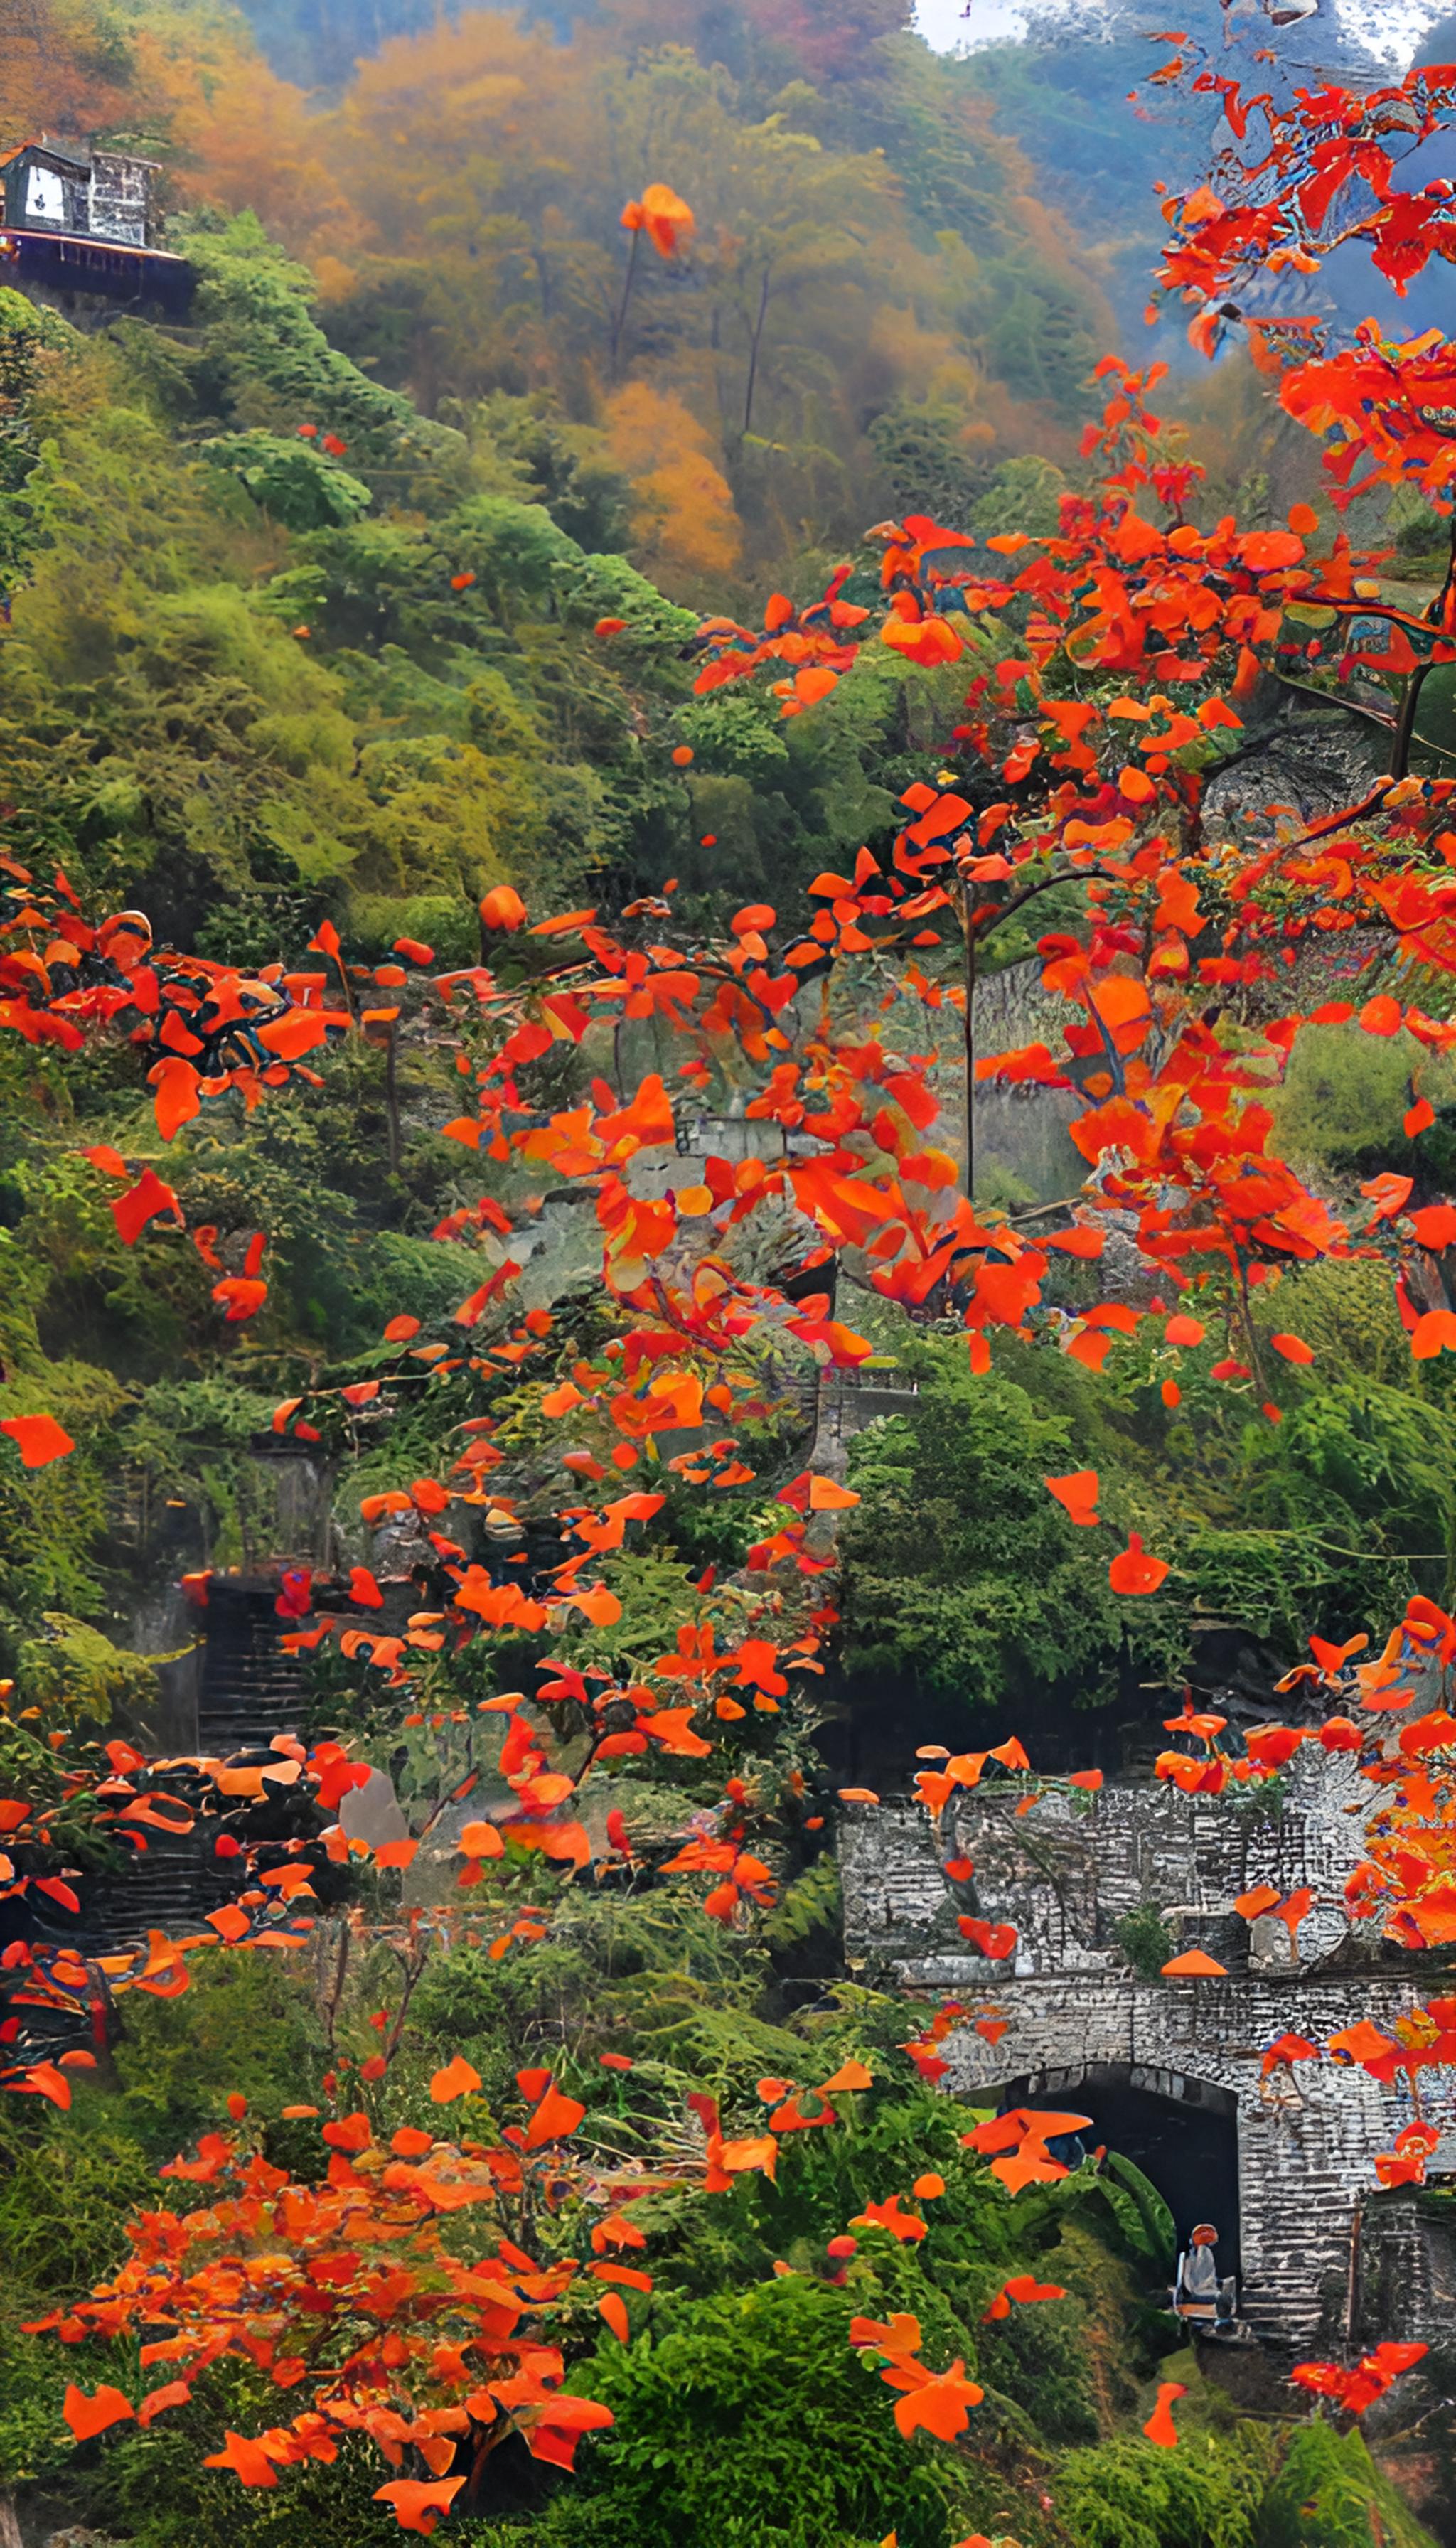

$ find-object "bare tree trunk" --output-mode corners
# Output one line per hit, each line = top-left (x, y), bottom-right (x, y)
(384, 1022), (400, 1176)
(0, 2487), (23, 2548)
(1344, 2199), (1364, 2350)
(609, 228), (641, 381)
(319, 1917), (350, 2051)
(1390, 515), (1456, 779)
(742, 266), (771, 439)
(962, 901), (976, 1203)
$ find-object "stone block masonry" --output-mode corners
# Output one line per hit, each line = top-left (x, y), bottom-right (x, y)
(1356, 2191), (1456, 2348)
(839, 1757), (1454, 2347)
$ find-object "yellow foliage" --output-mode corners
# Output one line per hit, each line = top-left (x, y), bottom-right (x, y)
(604, 383), (742, 587)
(864, 305), (980, 414)
(0, 0), (132, 149)
(132, 23), (368, 268)
(326, 14), (567, 255)
(0, 0), (1115, 583)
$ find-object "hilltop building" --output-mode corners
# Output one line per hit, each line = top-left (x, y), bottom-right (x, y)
(0, 138), (192, 314)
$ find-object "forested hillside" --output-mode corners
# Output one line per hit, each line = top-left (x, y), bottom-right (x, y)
(2, 2), (1456, 2544)
(5, 0), (1120, 586)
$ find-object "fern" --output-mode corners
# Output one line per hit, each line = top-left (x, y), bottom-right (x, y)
(761, 1857), (842, 1955)
(1079, 2153), (1177, 2276)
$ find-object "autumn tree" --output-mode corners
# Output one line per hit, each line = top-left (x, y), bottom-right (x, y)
(0, 0), (132, 154)
(212, 10), (1103, 577)
(10, 14), (1456, 2533)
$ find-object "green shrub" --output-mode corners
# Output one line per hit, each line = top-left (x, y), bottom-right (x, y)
(200, 431), (373, 531)
(1056, 2428), (1263, 2548)
(14, 1611), (159, 1728)
(1270, 1022), (1455, 1169)
(477, 2276), (973, 2548)
(1256, 2421), (1436, 2547)
(1114, 1902), (1176, 1986)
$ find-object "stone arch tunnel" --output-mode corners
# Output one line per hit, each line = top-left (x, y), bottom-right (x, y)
(989, 2058), (1242, 2284)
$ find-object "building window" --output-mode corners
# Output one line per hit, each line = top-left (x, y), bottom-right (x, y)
(25, 166), (68, 225)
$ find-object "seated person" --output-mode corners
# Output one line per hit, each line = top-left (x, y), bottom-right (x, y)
(1175, 2223), (1235, 2323)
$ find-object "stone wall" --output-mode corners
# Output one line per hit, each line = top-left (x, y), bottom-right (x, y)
(840, 1759), (1455, 2347)
(1356, 2192), (1456, 2349)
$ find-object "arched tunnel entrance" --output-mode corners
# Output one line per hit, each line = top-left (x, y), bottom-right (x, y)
(995, 2060), (1241, 2284)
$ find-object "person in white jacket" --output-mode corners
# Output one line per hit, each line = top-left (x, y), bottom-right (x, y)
(1176, 2224), (1230, 2322)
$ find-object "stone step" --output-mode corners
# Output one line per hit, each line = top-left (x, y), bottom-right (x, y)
(82, 1852), (218, 1948)
(199, 1697), (301, 1717)
(200, 1691), (301, 1718)
(201, 1660), (301, 1684)
(198, 1598), (306, 1747)
(198, 1723), (302, 1753)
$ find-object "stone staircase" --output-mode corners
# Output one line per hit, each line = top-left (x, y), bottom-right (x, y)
(1238, 2269), (1328, 2350)
(196, 1580), (306, 1755)
(86, 1838), (210, 1939)
(9, 1578), (314, 1984)
(82, 1583), (306, 1949)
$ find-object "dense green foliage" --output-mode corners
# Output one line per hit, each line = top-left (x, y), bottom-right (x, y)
(839, 1292), (1456, 1728)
